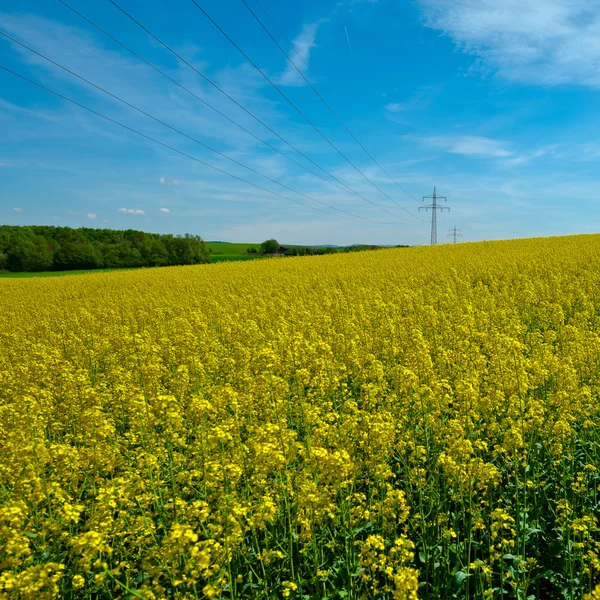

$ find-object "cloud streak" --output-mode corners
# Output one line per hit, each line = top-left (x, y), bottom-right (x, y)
(418, 0), (600, 87)
(344, 25), (354, 57)
(414, 135), (513, 158)
(118, 208), (145, 215)
(502, 146), (557, 167)
(413, 135), (558, 168)
(385, 103), (408, 113)
(279, 21), (326, 86)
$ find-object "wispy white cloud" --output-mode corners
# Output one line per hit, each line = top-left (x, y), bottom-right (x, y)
(418, 0), (600, 87)
(0, 162), (9, 167)
(414, 135), (513, 158)
(159, 177), (179, 186)
(87, 213), (97, 219)
(12, 207), (23, 213)
(383, 86), (441, 117)
(279, 21), (326, 86)
(0, 97), (59, 123)
(159, 207), (171, 214)
(385, 102), (409, 113)
(577, 143), (600, 159)
(118, 208), (145, 215)
(411, 134), (557, 167)
(502, 145), (558, 166)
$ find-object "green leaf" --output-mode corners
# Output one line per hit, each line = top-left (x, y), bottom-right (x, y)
(526, 527), (542, 536)
(455, 571), (469, 585)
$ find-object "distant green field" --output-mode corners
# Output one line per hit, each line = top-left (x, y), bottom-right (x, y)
(0, 268), (138, 279)
(206, 241), (262, 262)
(0, 268), (113, 278)
(211, 255), (262, 263)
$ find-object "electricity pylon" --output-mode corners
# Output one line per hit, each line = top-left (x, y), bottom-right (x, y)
(448, 225), (463, 244)
(419, 186), (449, 245)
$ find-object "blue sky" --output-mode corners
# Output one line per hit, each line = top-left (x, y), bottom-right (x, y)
(1, 0), (599, 245)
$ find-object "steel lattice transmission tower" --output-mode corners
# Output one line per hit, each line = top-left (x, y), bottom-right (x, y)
(448, 225), (463, 244)
(419, 186), (449, 245)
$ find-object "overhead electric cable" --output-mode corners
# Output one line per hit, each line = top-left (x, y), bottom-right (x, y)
(188, 0), (419, 220)
(242, 0), (422, 210)
(253, 0), (368, 128)
(0, 64), (385, 223)
(0, 32), (392, 224)
(56, 0), (389, 213)
(105, 0), (420, 222)
(251, 0), (412, 206)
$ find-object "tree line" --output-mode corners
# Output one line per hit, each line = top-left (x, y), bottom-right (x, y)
(249, 238), (409, 256)
(0, 225), (210, 272)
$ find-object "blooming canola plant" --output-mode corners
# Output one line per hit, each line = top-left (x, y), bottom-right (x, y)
(2, 235), (600, 598)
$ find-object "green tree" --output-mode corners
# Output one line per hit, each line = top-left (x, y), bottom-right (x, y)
(3, 229), (53, 271)
(0, 225), (210, 272)
(54, 241), (103, 270)
(147, 238), (170, 266)
(260, 238), (280, 254)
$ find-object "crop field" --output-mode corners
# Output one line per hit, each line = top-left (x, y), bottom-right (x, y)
(206, 242), (262, 263)
(2, 235), (600, 599)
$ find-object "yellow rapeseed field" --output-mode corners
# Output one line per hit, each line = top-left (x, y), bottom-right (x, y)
(2, 235), (600, 599)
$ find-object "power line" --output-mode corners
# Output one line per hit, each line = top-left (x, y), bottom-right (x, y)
(240, 0), (422, 213)
(188, 0), (421, 220)
(0, 64), (380, 224)
(106, 0), (418, 223)
(251, 0), (380, 155)
(419, 186), (449, 245)
(448, 225), (462, 244)
(57, 0), (402, 221)
(250, 0), (422, 220)
(0, 30), (389, 225)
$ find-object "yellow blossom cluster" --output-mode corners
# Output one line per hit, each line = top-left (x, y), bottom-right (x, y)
(2, 234), (600, 598)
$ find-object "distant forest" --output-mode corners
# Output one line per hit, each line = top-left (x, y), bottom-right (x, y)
(0, 225), (210, 272)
